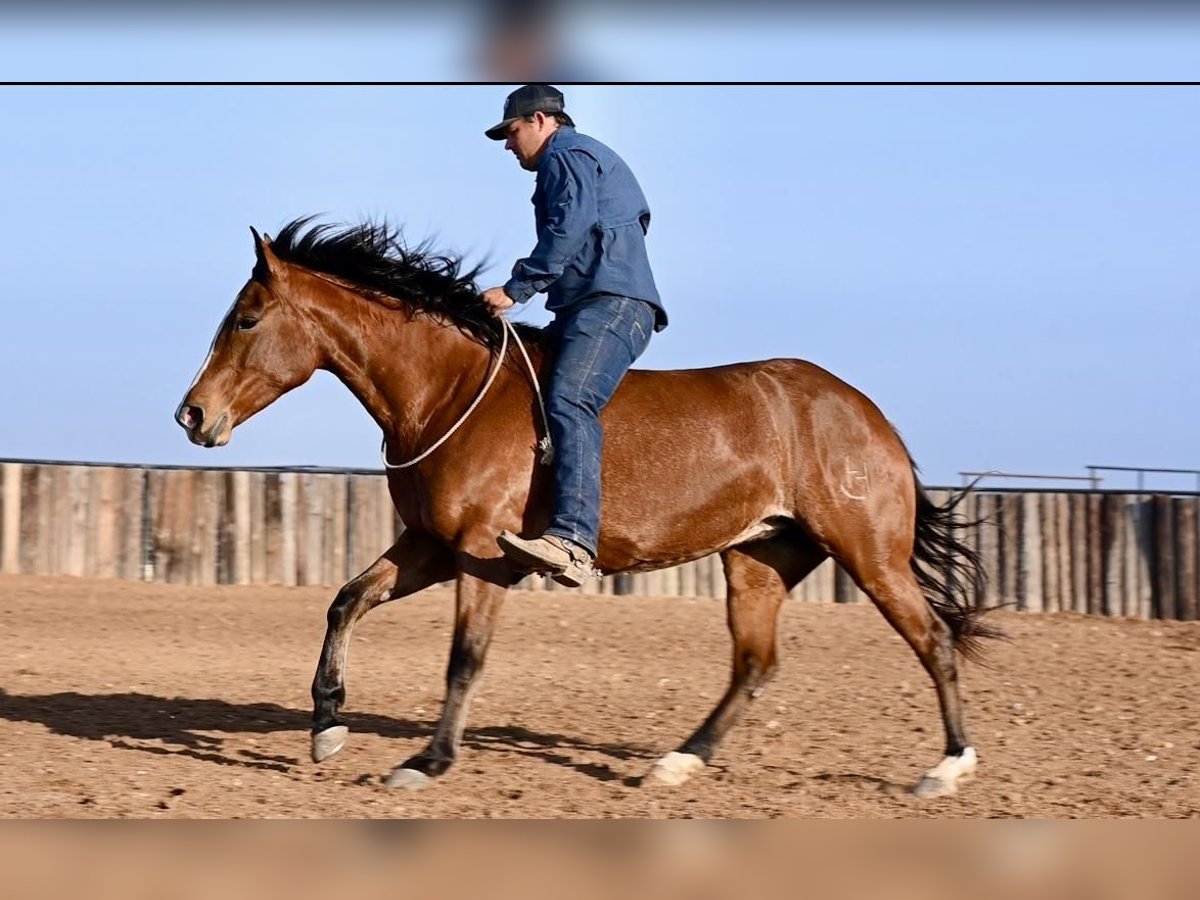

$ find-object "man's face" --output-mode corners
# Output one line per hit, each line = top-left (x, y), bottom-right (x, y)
(504, 112), (557, 171)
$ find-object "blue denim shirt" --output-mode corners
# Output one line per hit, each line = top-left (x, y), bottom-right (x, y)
(504, 127), (667, 330)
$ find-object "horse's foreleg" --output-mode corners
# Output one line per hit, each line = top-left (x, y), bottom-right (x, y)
(650, 536), (825, 787)
(311, 530), (454, 763)
(385, 552), (512, 790)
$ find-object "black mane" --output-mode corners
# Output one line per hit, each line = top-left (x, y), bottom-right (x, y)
(268, 216), (539, 349)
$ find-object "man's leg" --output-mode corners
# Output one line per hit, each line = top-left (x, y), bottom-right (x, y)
(498, 295), (655, 584)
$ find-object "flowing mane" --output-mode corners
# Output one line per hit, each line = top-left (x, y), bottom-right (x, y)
(269, 216), (541, 349)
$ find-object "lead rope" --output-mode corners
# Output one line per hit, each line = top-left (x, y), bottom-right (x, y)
(380, 316), (553, 470)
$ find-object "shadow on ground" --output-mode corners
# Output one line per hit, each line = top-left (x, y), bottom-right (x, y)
(0, 689), (654, 783)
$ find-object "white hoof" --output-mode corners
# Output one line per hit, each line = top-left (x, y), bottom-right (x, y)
(913, 747), (977, 799)
(311, 725), (349, 763)
(385, 767), (433, 791)
(647, 751), (705, 787)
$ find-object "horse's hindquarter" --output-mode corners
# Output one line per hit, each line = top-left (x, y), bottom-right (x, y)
(595, 358), (915, 572)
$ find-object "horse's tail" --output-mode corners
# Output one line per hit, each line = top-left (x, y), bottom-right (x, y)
(910, 480), (1007, 662)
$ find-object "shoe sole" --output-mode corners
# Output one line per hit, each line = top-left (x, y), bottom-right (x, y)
(497, 535), (568, 574)
(497, 534), (591, 588)
(551, 570), (588, 588)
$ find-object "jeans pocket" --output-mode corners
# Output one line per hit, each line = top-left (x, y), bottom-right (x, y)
(627, 302), (653, 360)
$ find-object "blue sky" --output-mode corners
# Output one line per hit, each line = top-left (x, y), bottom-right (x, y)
(1, 10), (1198, 489)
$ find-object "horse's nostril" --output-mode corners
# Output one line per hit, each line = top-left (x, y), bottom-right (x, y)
(176, 403), (204, 430)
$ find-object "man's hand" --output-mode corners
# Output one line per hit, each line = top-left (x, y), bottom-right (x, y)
(482, 286), (515, 315)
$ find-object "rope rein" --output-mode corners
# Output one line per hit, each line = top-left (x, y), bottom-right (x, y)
(380, 316), (553, 470)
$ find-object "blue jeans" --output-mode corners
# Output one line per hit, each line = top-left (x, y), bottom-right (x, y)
(543, 295), (656, 556)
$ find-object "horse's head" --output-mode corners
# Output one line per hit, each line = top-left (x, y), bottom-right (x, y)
(176, 228), (323, 447)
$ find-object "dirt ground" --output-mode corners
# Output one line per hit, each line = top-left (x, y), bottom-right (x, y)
(0, 573), (1197, 818)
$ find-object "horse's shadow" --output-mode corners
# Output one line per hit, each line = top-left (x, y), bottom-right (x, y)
(0, 689), (651, 785)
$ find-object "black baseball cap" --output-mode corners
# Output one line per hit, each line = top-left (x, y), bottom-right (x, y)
(485, 83), (575, 140)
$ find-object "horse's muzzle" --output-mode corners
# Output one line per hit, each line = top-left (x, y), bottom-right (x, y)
(175, 402), (229, 447)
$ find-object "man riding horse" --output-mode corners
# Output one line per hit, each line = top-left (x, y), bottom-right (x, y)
(481, 84), (668, 588)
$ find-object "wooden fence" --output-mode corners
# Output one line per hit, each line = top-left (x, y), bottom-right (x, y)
(1, 460), (1197, 620)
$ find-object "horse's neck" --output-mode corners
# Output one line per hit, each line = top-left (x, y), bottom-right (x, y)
(298, 275), (494, 449)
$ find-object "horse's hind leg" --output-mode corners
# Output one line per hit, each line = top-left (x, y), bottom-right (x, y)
(649, 533), (826, 787)
(841, 553), (976, 798)
(311, 530), (454, 763)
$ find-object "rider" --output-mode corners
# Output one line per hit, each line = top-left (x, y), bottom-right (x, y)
(481, 84), (667, 587)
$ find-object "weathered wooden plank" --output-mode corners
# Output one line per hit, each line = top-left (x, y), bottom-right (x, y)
(233, 469), (253, 585)
(692, 562), (708, 599)
(69, 466), (91, 577)
(999, 494), (1022, 610)
(959, 489), (980, 609)
(248, 472), (267, 584)
(1128, 496), (1153, 619)
(975, 494), (1001, 609)
(87, 466), (119, 579)
(121, 468), (147, 582)
(662, 564), (682, 598)
(1040, 493), (1060, 613)
(147, 469), (170, 582)
(280, 472), (298, 586)
(263, 473), (284, 584)
(49, 465), (68, 575)
(347, 474), (378, 578)
(218, 471), (236, 584)
(197, 470), (222, 585)
(1152, 495), (1177, 620)
(1175, 498), (1198, 622)
(173, 470), (197, 585)
(1055, 493), (1072, 614)
(19, 465), (42, 574)
(328, 474), (349, 585)
(291, 472), (311, 586)
(711, 554), (727, 600)
(145, 469), (163, 581)
(1075, 494), (1094, 614)
(1019, 493), (1043, 613)
(678, 559), (697, 598)
(1085, 493), (1103, 616)
(296, 475), (316, 588)
(1, 462), (20, 574)
(1101, 494), (1124, 617)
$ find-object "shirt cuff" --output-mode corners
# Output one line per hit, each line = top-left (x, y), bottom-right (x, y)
(503, 277), (537, 304)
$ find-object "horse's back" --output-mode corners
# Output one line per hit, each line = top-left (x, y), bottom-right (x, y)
(610, 356), (894, 450)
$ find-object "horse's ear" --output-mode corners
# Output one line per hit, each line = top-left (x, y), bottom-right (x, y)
(250, 226), (277, 277)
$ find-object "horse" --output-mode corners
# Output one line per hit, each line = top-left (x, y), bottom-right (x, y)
(175, 217), (1001, 798)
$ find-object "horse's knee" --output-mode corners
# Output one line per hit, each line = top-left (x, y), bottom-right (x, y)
(325, 588), (357, 629)
(326, 577), (387, 629)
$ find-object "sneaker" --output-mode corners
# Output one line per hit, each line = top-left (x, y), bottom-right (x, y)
(496, 531), (595, 588)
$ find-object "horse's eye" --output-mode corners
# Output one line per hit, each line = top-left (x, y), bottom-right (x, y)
(236, 316), (259, 331)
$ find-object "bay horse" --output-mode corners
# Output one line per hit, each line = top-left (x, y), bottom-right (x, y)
(176, 218), (1000, 798)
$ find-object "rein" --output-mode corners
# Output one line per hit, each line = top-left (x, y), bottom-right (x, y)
(380, 316), (554, 470)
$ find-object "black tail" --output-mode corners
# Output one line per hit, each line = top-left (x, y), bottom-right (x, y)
(910, 483), (1006, 662)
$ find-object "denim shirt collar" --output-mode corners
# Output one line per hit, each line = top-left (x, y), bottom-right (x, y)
(537, 126), (576, 172)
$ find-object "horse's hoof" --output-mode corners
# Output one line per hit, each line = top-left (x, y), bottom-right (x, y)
(912, 775), (958, 799)
(311, 725), (349, 763)
(912, 747), (977, 799)
(385, 767), (434, 791)
(647, 751), (705, 787)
